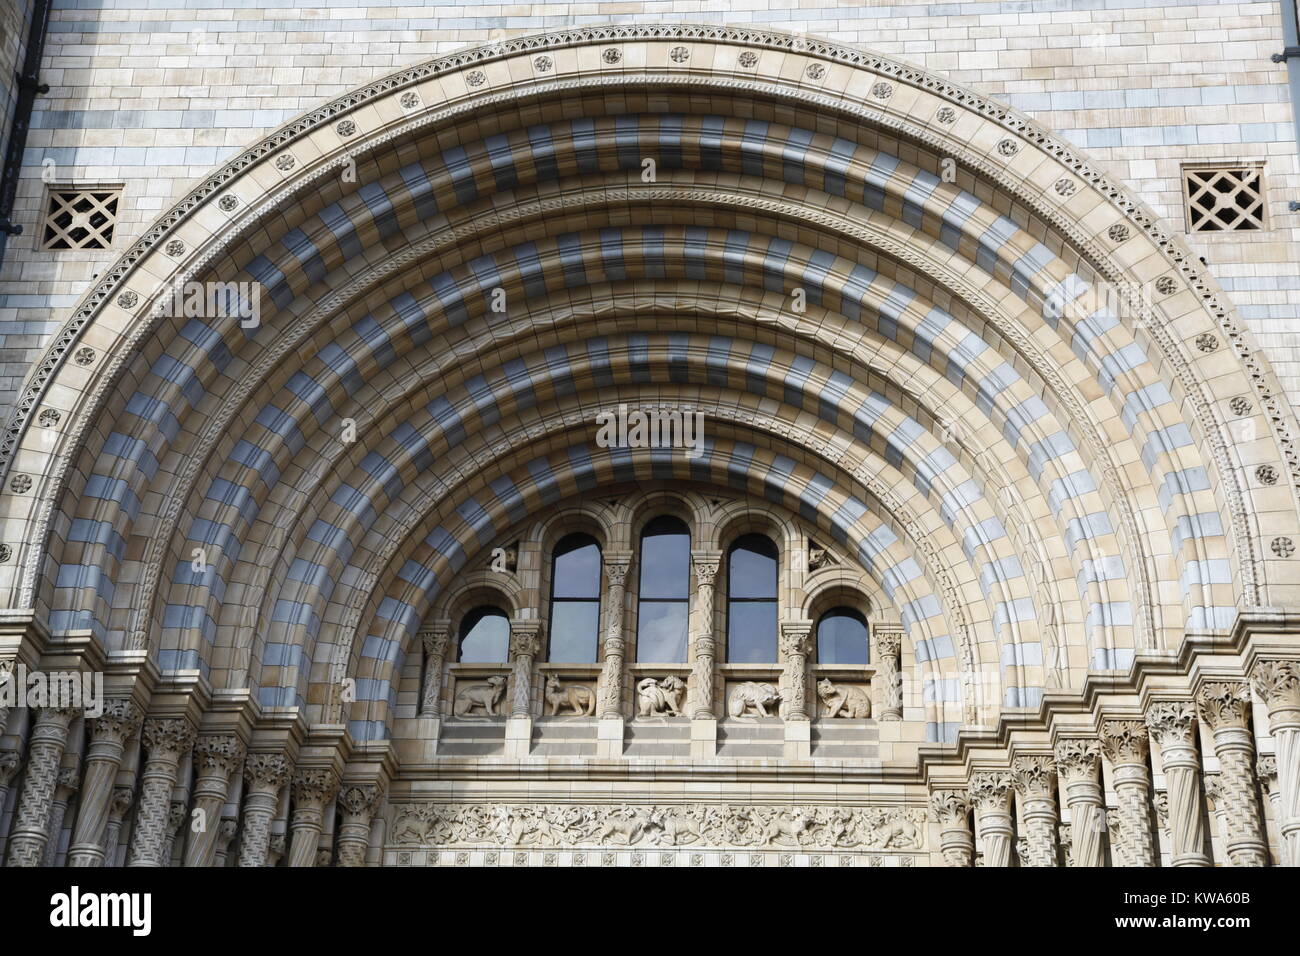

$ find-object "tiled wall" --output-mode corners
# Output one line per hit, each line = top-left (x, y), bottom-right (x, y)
(1, 0), (1297, 416)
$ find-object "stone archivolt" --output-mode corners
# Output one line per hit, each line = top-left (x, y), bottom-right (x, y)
(389, 804), (927, 851)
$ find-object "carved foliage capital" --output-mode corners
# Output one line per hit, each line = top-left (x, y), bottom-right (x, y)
(420, 623), (451, 658)
(1252, 660), (1300, 710)
(1100, 720), (1149, 764)
(691, 552), (721, 586)
(1011, 756), (1057, 799)
(142, 718), (197, 759)
(929, 789), (971, 826)
(1053, 738), (1101, 782)
(1196, 681), (1252, 731)
(338, 782), (386, 819)
(91, 698), (144, 744)
(509, 621), (542, 659)
(1256, 754), (1278, 788)
(874, 630), (902, 658)
(243, 752), (292, 790)
(605, 560), (632, 587)
(1144, 700), (1197, 748)
(292, 767), (341, 806)
(193, 734), (246, 775)
(968, 771), (1013, 811)
(778, 622), (813, 658)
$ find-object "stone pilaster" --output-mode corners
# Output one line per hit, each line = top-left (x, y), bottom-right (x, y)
(68, 698), (143, 866)
(508, 620), (542, 718)
(968, 770), (1014, 867)
(1100, 719), (1155, 867)
(1054, 738), (1105, 867)
(238, 753), (292, 867)
(5, 706), (79, 866)
(336, 781), (385, 867)
(288, 767), (339, 867)
(1145, 700), (1209, 866)
(598, 555), (632, 718)
(128, 718), (197, 866)
(778, 622), (813, 720)
(873, 625), (903, 720)
(930, 788), (973, 866)
(1197, 681), (1267, 866)
(1011, 755), (1058, 866)
(690, 551), (720, 718)
(1252, 659), (1300, 866)
(43, 764), (81, 866)
(418, 621), (451, 717)
(182, 733), (246, 867)
(101, 785), (133, 866)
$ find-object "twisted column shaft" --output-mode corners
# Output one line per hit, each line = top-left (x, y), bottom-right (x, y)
(288, 768), (339, 867)
(1101, 720), (1155, 867)
(1012, 756), (1058, 866)
(182, 734), (245, 867)
(969, 771), (1014, 867)
(128, 718), (196, 866)
(238, 753), (291, 867)
(1055, 739), (1105, 867)
(68, 699), (142, 866)
(5, 706), (78, 866)
(336, 782), (385, 867)
(1146, 700), (1209, 866)
(1253, 660), (1300, 866)
(1198, 682), (1267, 866)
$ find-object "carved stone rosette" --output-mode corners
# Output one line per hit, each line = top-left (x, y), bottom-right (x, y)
(1252, 659), (1300, 866)
(1197, 681), (1267, 866)
(873, 625), (903, 720)
(1145, 700), (1209, 867)
(690, 551), (720, 718)
(128, 718), (197, 866)
(779, 621), (814, 720)
(929, 789), (973, 866)
(598, 554), (632, 718)
(183, 734), (247, 867)
(68, 698), (143, 866)
(1100, 719), (1155, 867)
(238, 753), (292, 867)
(1055, 738), (1104, 867)
(419, 620), (451, 716)
(336, 781), (386, 867)
(5, 706), (79, 867)
(288, 767), (340, 867)
(1012, 756), (1058, 866)
(968, 770), (1014, 867)
(508, 620), (543, 718)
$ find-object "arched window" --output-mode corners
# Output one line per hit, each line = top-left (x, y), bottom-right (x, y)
(635, 515), (691, 662)
(816, 607), (870, 664)
(549, 533), (602, 662)
(726, 534), (778, 662)
(458, 605), (510, 662)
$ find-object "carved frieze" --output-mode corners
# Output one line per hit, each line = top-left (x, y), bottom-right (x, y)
(388, 803), (928, 851)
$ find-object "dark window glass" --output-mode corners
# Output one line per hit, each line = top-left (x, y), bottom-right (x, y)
(727, 534), (778, 662)
(549, 533), (602, 662)
(816, 607), (870, 664)
(636, 516), (690, 662)
(458, 606), (510, 662)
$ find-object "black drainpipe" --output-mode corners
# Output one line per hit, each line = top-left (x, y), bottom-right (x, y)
(0, 0), (53, 265)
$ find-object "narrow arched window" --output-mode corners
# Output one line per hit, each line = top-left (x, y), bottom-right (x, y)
(549, 533), (602, 662)
(458, 605), (510, 662)
(816, 607), (870, 664)
(635, 515), (691, 662)
(726, 534), (778, 662)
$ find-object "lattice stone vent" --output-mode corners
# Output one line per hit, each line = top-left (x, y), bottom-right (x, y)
(41, 187), (122, 250)
(1182, 166), (1265, 233)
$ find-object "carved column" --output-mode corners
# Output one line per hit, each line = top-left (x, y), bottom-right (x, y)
(1252, 659), (1300, 866)
(0, 748), (20, 820)
(690, 551), (720, 718)
(969, 771), (1014, 867)
(598, 555), (632, 718)
(0, 658), (13, 734)
(1197, 681), (1267, 865)
(419, 621), (451, 716)
(1055, 738), (1105, 867)
(215, 818), (238, 866)
(238, 753), (291, 867)
(779, 622), (814, 720)
(267, 832), (286, 867)
(930, 789), (973, 866)
(1100, 719), (1155, 867)
(5, 706), (79, 866)
(68, 698), (142, 866)
(1012, 756), (1058, 866)
(101, 786), (133, 866)
(162, 801), (187, 864)
(288, 768), (339, 867)
(508, 620), (542, 717)
(1145, 700), (1210, 866)
(873, 625), (903, 720)
(1256, 756), (1287, 866)
(182, 734), (246, 867)
(336, 782), (385, 867)
(43, 764), (81, 866)
(128, 718), (196, 866)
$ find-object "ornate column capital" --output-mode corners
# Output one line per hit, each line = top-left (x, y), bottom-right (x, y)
(1256, 754), (1278, 793)
(968, 770), (1014, 810)
(419, 621), (451, 657)
(1054, 738), (1101, 782)
(929, 788), (971, 826)
(874, 628), (902, 658)
(778, 621), (813, 658)
(337, 781), (386, 820)
(292, 767), (341, 807)
(1251, 659), (1300, 711)
(55, 764), (81, 796)
(690, 550), (721, 585)
(141, 717), (197, 759)
(1100, 719), (1150, 764)
(243, 752), (292, 791)
(604, 554), (633, 587)
(193, 734), (246, 775)
(1012, 755), (1057, 798)
(1144, 700), (1198, 748)
(1196, 681), (1252, 731)
(89, 698), (143, 745)
(508, 620), (543, 659)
